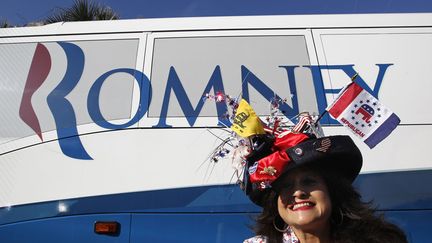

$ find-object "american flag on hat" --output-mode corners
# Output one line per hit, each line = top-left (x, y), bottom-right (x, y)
(292, 112), (313, 133)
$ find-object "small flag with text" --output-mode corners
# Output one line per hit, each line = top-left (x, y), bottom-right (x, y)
(326, 82), (400, 148)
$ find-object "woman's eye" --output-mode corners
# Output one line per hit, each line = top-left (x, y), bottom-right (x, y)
(278, 182), (293, 194)
(284, 182), (293, 190)
(302, 178), (317, 186)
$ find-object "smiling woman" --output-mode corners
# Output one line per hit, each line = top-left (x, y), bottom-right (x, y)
(242, 134), (408, 243)
(203, 101), (410, 242)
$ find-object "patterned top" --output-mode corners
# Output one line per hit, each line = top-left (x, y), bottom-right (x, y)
(243, 226), (300, 243)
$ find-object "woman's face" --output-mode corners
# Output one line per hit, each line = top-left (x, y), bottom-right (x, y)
(277, 168), (332, 231)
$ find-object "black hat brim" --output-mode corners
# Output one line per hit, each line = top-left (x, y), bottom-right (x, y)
(272, 135), (363, 192)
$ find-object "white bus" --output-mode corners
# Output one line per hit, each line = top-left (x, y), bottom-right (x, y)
(0, 13), (431, 242)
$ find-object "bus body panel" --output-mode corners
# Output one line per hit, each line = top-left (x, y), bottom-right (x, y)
(0, 14), (431, 242)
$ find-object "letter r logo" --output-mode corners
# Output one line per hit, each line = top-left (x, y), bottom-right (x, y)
(20, 42), (92, 160)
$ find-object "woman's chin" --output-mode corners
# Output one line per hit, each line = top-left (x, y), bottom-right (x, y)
(289, 214), (329, 231)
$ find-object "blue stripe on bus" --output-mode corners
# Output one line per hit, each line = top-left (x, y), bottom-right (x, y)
(1, 169), (431, 226)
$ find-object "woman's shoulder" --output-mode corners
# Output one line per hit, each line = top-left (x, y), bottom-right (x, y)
(243, 235), (267, 243)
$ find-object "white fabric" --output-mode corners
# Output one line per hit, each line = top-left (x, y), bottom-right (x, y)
(243, 226), (299, 243)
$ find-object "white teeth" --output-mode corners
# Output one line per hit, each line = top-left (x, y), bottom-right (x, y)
(293, 202), (313, 210)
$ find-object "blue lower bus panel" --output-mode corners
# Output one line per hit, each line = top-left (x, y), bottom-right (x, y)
(130, 213), (255, 243)
(0, 214), (131, 243)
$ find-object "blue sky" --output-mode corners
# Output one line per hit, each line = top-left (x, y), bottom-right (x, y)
(2, 0), (432, 26)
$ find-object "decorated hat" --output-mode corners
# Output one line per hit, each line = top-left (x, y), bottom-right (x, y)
(204, 94), (363, 207)
(243, 133), (362, 206)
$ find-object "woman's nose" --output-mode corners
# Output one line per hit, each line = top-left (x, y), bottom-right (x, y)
(292, 188), (308, 199)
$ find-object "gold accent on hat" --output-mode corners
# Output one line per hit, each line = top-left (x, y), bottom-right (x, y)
(260, 166), (277, 176)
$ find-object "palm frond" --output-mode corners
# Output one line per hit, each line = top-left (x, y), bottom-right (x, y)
(0, 19), (12, 28)
(45, 0), (119, 24)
